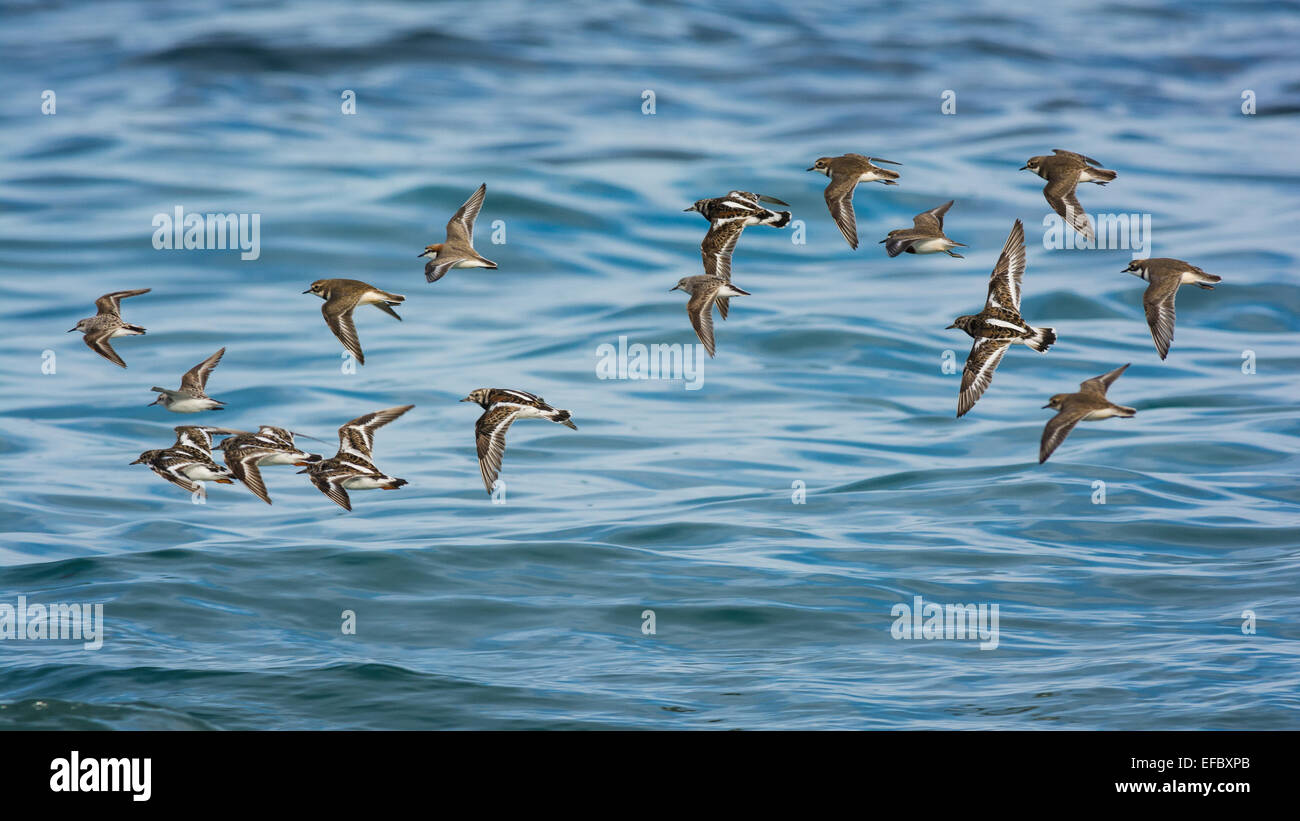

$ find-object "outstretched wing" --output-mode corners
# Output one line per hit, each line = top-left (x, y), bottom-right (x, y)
(958, 338), (1010, 417)
(308, 471), (352, 511)
(94, 288), (150, 316)
(686, 286), (719, 358)
(475, 405), (519, 493)
(180, 347), (225, 394)
(700, 219), (745, 281)
(1039, 408), (1089, 463)
(1052, 148), (1101, 166)
(322, 302), (364, 364)
(985, 219), (1026, 310)
(1080, 363), (1130, 396)
(445, 183), (487, 245)
(337, 405), (415, 459)
(824, 173), (860, 249)
(225, 447), (275, 504)
(914, 200), (954, 232)
(1044, 176), (1092, 240)
(1142, 279), (1179, 360)
(83, 328), (126, 368)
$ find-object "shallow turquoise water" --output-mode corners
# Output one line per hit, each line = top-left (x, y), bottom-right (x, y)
(1, 0), (1298, 729)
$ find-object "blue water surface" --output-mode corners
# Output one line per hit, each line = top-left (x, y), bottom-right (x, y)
(1, 0), (1298, 729)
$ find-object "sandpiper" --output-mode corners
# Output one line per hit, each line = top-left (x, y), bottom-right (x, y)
(298, 406), (413, 511)
(1039, 364), (1136, 463)
(420, 183), (497, 283)
(461, 389), (577, 494)
(130, 425), (237, 494)
(1020, 149), (1116, 241)
(218, 426), (322, 505)
(807, 154), (901, 249)
(687, 189), (789, 285)
(947, 220), (1057, 417)
(148, 347), (227, 412)
(303, 278), (404, 365)
(669, 275), (750, 358)
(1122, 258), (1222, 360)
(69, 288), (150, 368)
(881, 201), (966, 258)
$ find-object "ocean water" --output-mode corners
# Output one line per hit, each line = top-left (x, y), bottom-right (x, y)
(1, 0), (1298, 730)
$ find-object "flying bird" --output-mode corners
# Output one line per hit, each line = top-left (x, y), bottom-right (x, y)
(303, 278), (404, 365)
(149, 347), (227, 412)
(420, 183), (497, 283)
(880, 200), (966, 258)
(807, 154), (901, 249)
(69, 288), (150, 368)
(218, 426), (322, 505)
(1122, 258), (1221, 360)
(947, 220), (1056, 417)
(669, 275), (750, 358)
(1020, 149), (1116, 241)
(298, 406), (413, 511)
(1039, 364), (1136, 463)
(461, 388), (577, 494)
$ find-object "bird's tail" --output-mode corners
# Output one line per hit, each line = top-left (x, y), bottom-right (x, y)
(1084, 167), (1117, 184)
(1192, 270), (1222, 290)
(124, 324), (146, 335)
(1025, 326), (1057, 353)
(1113, 404), (1137, 418)
(760, 208), (792, 228)
(383, 477), (408, 490)
(718, 283), (751, 297)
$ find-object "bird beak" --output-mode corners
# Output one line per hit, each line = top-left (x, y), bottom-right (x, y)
(1041, 403), (1052, 409)
(66, 327), (77, 332)
(682, 206), (694, 212)
(945, 323), (957, 329)
(1019, 165), (1029, 171)
(459, 396), (473, 402)
(301, 288), (312, 294)
(669, 286), (680, 292)
(805, 166), (816, 172)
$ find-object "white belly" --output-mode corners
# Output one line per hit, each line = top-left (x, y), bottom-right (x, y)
(454, 258), (491, 269)
(110, 327), (140, 338)
(1083, 408), (1120, 421)
(258, 451), (301, 465)
(858, 171), (889, 182)
(910, 237), (951, 254)
(165, 397), (216, 413)
(182, 464), (227, 481)
(342, 475), (388, 490)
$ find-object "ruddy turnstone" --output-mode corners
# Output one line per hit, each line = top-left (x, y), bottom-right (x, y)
(1020, 149), (1116, 241)
(298, 406), (413, 511)
(69, 288), (150, 368)
(1122, 258), (1222, 360)
(880, 200), (966, 258)
(669, 275), (750, 358)
(685, 190), (786, 319)
(420, 183), (497, 283)
(947, 220), (1057, 417)
(217, 426), (322, 505)
(130, 425), (236, 494)
(461, 388), (577, 494)
(1039, 363), (1136, 463)
(807, 154), (901, 249)
(303, 278), (404, 365)
(148, 347), (226, 412)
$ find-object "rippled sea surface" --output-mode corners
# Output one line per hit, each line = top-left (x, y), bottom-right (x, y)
(1, 0), (1298, 729)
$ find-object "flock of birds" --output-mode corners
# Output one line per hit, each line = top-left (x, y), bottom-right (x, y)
(69, 148), (1222, 509)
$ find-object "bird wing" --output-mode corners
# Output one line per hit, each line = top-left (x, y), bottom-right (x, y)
(1039, 407), (1089, 463)
(424, 254), (468, 283)
(475, 405), (519, 493)
(1142, 277), (1179, 360)
(445, 183), (487, 245)
(958, 338), (1011, 417)
(824, 172), (860, 249)
(94, 288), (150, 316)
(1080, 363), (1130, 396)
(337, 405), (415, 459)
(700, 219), (744, 281)
(846, 153), (901, 166)
(322, 301), (364, 364)
(83, 328), (126, 368)
(686, 285), (719, 358)
(1044, 175), (1093, 240)
(180, 347), (225, 394)
(307, 470), (353, 511)
(225, 447), (281, 504)
(1052, 148), (1101, 166)
(915, 200), (954, 231)
(985, 220), (1026, 311)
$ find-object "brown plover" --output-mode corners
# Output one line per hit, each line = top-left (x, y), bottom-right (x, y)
(947, 220), (1057, 417)
(69, 288), (150, 368)
(1020, 149), (1116, 241)
(149, 347), (227, 412)
(1122, 258), (1221, 360)
(881, 200), (966, 258)
(1039, 363), (1136, 463)
(298, 405), (413, 511)
(461, 388), (577, 494)
(420, 183), (497, 282)
(303, 278), (404, 365)
(669, 275), (750, 358)
(807, 154), (901, 249)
